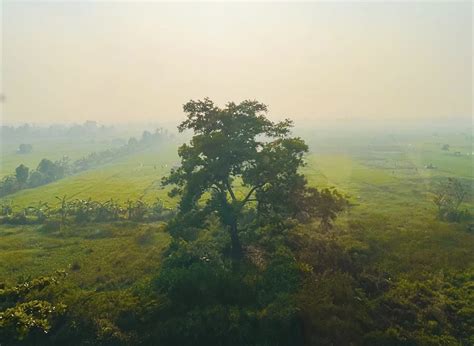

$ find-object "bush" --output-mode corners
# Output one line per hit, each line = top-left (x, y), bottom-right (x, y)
(0, 272), (67, 344)
(38, 220), (62, 234)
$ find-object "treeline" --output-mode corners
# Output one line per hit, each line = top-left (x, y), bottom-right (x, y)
(0, 197), (174, 226)
(1, 121), (114, 141)
(0, 129), (169, 197)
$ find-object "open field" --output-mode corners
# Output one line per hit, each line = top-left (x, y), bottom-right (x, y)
(1, 130), (472, 288)
(1, 127), (472, 344)
(0, 145), (179, 208)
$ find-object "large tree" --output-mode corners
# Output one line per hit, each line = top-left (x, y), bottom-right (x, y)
(163, 98), (345, 259)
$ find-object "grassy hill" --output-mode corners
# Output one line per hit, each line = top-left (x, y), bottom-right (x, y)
(0, 145), (179, 208)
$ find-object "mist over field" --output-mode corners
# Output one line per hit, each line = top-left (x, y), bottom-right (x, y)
(0, 1), (472, 345)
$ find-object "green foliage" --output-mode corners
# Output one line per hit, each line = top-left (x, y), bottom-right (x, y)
(433, 177), (471, 222)
(15, 164), (29, 186)
(0, 129), (171, 198)
(0, 200), (14, 216)
(37, 159), (65, 183)
(0, 196), (173, 225)
(49, 290), (143, 345)
(299, 271), (369, 345)
(0, 175), (20, 197)
(26, 201), (51, 223)
(0, 300), (66, 342)
(17, 144), (33, 154)
(163, 98), (347, 259)
(367, 270), (474, 345)
(0, 271), (67, 343)
(0, 273), (65, 302)
(148, 226), (304, 346)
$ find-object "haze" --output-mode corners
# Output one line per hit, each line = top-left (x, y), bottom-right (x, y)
(1, 1), (472, 125)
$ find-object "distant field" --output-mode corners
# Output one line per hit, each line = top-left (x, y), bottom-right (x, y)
(0, 138), (119, 178)
(0, 145), (179, 208)
(301, 133), (473, 279)
(305, 132), (473, 206)
(2, 132), (472, 217)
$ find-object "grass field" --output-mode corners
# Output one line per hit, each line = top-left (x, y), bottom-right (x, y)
(0, 145), (179, 208)
(0, 130), (472, 292)
(0, 137), (122, 179)
(0, 222), (170, 287)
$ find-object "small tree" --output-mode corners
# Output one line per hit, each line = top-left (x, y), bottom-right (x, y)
(55, 195), (72, 226)
(27, 171), (45, 188)
(17, 143), (33, 154)
(433, 178), (470, 222)
(128, 137), (138, 148)
(15, 164), (29, 186)
(0, 176), (20, 196)
(37, 159), (64, 183)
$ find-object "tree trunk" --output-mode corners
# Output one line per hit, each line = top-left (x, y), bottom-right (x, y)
(229, 221), (243, 260)
(217, 192), (243, 260)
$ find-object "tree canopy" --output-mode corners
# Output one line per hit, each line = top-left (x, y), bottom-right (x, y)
(15, 164), (29, 186)
(163, 98), (347, 259)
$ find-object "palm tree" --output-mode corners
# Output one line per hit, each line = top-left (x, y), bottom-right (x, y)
(55, 195), (73, 226)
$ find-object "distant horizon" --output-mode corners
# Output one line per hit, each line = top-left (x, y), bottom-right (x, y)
(2, 116), (471, 134)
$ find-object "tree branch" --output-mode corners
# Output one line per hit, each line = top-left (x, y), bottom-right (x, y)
(210, 184), (222, 194)
(226, 181), (237, 201)
(241, 184), (264, 206)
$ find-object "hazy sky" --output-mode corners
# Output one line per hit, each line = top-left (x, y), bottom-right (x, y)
(1, 1), (472, 125)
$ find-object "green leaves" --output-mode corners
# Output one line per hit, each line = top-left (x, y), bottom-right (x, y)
(163, 98), (348, 259)
(0, 300), (66, 341)
(433, 177), (471, 222)
(165, 98), (298, 208)
(0, 271), (67, 342)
